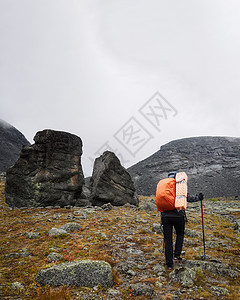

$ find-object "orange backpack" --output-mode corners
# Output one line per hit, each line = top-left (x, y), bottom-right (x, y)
(155, 172), (188, 212)
(155, 178), (176, 212)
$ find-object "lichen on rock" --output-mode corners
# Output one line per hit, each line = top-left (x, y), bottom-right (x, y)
(36, 260), (113, 288)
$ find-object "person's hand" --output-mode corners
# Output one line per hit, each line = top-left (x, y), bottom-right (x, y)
(198, 193), (204, 200)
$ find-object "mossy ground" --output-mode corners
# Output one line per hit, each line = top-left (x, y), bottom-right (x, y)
(0, 182), (239, 299)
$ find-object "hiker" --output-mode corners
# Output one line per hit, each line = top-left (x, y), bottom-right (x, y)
(158, 171), (204, 269)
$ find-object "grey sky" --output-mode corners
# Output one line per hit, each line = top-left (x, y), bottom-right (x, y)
(1, 0), (240, 176)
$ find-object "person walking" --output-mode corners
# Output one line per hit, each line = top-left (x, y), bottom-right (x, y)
(160, 171), (204, 269)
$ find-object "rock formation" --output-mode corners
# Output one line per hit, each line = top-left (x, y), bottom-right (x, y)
(36, 260), (113, 288)
(0, 119), (30, 172)
(90, 151), (139, 206)
(5, 129), (84, 207)
(128, 136), (240, 198)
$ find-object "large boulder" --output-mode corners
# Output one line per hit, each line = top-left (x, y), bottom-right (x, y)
(35, 260), (113, 288)
(90, 151), (139, 206)
(5, 129), (84, 208)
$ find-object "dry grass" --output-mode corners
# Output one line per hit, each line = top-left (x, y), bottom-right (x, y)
(0, 184), (239, 299)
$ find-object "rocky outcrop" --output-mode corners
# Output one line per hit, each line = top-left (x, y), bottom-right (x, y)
(0, 119), (30, 172)
(5, 129), (84, 208)
(90, 151), (139, 206)
(185, 260), (240, 278)
(35, 260), (113, 288)
(128, 136), (240, 198)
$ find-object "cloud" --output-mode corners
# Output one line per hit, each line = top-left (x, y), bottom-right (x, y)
(0, 0), (239, 175)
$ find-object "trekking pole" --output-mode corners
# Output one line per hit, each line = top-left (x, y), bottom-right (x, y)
(200, 199), (206, 260)
(160, 212), (165, 253)
(161, 225), (165, 253)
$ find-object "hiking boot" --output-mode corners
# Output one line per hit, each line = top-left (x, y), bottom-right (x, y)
(174, 257), (186, 262)
(166, 264), (173, 270)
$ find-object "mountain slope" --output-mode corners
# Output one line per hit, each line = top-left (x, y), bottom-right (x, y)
(128, 136), (240, 198)
(0, 119), (30, 172)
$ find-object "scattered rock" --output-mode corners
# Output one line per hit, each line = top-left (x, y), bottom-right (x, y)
(185, 228), (202, 238)
(60, 222), (81, 232)
(23, 232), (40, 239)
(48, 228), (69, 237)
(108, 288), (122, 299)
(185, 260), (240, 278)
(210, 286), (230, 296)
(90, 151), (139, 207)
(207, 241), (220, 249)
(73, 211), (88, 219)
(6, 248), (31, 258)
(49, 247), (60, 252)
(5, 129), (85, 208)
(169, 267), (196, 287)
(152, 223), (163, 234)
(123, 203), (137, 209)
(139, 200), (157, 212)
(136, 217), (148, 224)
(119, 262), (133, 274)
(155, 281), (163, 288)
(127, 269), (136, 276)
(153, 263), (166, 276)
(126, 248), (143, 255)
(83, 207), (97, 214)
(11, 281), (24, 291)
(130, 283), (154, 297)
(95, 231), (107, 239)
(234, 219), (240, 232)
(101, 203), (113, 211)
(47, 252), (62, 262)
(36, 260), (113, 288)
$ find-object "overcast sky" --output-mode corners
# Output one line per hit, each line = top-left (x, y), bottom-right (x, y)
(1, 0), (240, 176)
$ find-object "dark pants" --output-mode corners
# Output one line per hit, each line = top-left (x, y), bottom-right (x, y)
(162, 216), (185, 266)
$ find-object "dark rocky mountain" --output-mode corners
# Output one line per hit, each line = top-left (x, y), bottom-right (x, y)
(128, 136), (240, 198)
(0, 119), (30, 172)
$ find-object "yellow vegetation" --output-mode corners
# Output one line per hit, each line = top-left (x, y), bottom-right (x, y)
(0, 183), (239, 299)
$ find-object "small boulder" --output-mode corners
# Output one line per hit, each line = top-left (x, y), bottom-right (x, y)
(169, 267), (196, 287)
(101, 203), (113, 211)
(47, 252), (62, 263)
(185, 260), (240, 278)
(152, 223), (163, 234)
(139, 200), (157, 212)
(153, 264), (166, 276)
(11, 281), (24, 291)
(210, 286), (230, 296)
(23, 232), (40, 239)
(60, 222), (81, 232)
(130, 283), (154, 297)
(185, 229), (202, 238)
(48, 228), (68, 237)
(108, 288), (122, 298)
(36, 260), (113, 288)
